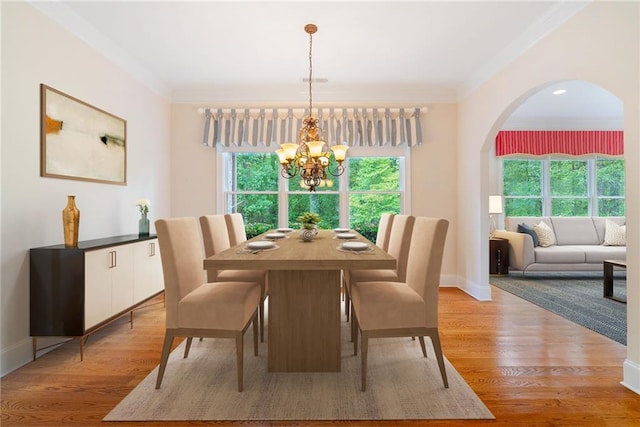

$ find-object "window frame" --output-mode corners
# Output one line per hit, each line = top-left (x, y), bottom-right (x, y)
(500, 155), (625, 217)
(217, 144), (411, 228)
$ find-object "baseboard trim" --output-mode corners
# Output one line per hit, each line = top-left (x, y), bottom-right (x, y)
(622, 358), (640, 395)
(442, 275), (492, 301)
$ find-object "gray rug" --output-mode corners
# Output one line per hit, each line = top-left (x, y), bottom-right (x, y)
(491, 271), (626, 345)
(104, 320), (493, 421)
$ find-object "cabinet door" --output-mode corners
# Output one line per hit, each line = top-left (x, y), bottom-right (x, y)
(110, 244), (134, 315)
(133, 240), (164, 301)
(84, 248), (113, 330)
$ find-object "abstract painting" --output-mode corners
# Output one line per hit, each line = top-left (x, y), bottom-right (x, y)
(40, 84), (127, 185)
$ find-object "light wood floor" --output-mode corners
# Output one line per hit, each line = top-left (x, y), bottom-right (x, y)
(2, 286), (639, 426)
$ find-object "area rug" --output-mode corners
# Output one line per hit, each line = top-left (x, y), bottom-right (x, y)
(491, 271), (626, 345)
(104, 320), (494, 421)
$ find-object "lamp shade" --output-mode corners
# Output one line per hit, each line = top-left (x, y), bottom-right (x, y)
(489, 195), (503, 214)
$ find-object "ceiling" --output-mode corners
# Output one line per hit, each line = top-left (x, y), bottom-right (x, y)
(33, 1), (622, 126)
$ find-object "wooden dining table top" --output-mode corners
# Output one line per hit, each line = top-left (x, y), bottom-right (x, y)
(203, 229), (396, 271)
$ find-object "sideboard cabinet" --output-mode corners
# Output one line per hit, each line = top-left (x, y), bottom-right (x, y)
(30, 234), (164, 359)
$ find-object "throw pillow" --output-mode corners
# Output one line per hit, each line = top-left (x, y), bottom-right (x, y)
(603, 219), (626, 246)
(517, 223), (539, 247)
(533, 221), (556, 247)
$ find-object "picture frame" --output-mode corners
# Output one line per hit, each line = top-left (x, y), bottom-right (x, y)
(40, 84), (127, 185)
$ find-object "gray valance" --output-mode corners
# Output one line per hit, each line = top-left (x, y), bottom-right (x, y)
(202, 107), (424, 148)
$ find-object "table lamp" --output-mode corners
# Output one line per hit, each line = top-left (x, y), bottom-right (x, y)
(489, 195), (503, 238)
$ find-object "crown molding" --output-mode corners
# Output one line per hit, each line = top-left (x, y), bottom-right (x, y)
(28, 1), (171, 100)
(458, 1), (590, 99)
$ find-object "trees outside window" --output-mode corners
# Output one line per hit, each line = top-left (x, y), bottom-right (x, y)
(502, 157), (625, 217)
(222, 151), (405, 239)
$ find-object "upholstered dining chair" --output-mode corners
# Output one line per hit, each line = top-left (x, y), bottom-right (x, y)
(225, 213), (248, 247)
(344, 214), (413, 323)
(200, 214), (269, 342)
(375, 212), (395, 252)
(350, 216), (449, 391)
(155, 217), (261, 392)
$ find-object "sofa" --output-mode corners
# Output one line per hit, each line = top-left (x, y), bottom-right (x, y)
(493, 216), (626, 273)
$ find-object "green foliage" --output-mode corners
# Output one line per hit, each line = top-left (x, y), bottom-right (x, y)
(289, 194), (339, 228)
(297, 212), (321, 229)
(348, 157), (400, 191)
(245, 222), (272, 239)
(225, 153), (404, 232)
(503, 157), (625, 217)
(353, 222), (378, 242)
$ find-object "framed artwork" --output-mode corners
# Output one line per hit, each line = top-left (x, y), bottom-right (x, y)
(40, 84), (127, 185)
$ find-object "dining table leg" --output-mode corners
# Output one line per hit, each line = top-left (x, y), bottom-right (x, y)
(267, 269), (341, 372)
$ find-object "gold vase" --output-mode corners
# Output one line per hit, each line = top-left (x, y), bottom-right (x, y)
(62, 195), (80, 247)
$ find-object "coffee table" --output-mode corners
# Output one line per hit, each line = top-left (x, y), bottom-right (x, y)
(603, 259), (627, 303)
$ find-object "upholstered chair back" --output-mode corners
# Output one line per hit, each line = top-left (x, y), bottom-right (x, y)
(199, 215), (232, 282)
(155, 217), (206, 329)
(385, 214), (416, 282)
(225, 213), (247, 247)
(375, 213), (395, 252)
(404, 217), (449, 328)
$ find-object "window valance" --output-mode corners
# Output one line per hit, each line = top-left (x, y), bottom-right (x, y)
(202, 107), (424, 148)
(496, 130), (624, 157)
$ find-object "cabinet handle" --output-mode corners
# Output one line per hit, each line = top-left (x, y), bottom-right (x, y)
(109, 250), (117, 268)
(150, 242), (156, 257)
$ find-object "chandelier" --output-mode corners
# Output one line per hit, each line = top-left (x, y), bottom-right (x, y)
(275, 24), (348, 192)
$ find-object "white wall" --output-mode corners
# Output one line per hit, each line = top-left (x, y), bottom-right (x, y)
(1, 2), (172, 375)
(458, 2), (640, 392)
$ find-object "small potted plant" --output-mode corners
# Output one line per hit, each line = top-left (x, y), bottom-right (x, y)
(297, 212), (321, 241)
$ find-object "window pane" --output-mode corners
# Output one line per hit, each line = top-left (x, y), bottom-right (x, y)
(505, 198), (542, 216)
(228, 194), (278, 238)
(599, 198), (625, 216)
(550, 160), (587, 196)
(348, 157), (400, 191)
(503, 160), (541, 196)
(233, 153), (279, 191)
(288, 194), (339, 229)
(551, 198), (588, 216)
(597, 159), (625, 197)
(349, 194), (400, 241)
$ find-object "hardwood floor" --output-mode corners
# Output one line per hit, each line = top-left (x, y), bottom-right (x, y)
(2, 286), (639, 426)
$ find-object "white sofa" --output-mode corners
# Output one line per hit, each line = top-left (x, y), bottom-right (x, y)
(493, 216), (626, 273)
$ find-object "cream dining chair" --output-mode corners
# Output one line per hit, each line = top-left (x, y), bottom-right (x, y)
(344, 214), (412, 324)
(225, 213), (248, 247)
(155, 217), (261, 392)
(200, 214), (269, 342)
(343, 213), (394, 321)
(350, 216), (449, 391)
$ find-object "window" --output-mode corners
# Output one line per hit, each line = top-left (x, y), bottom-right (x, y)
(502, 156), (625, 217)
(221, 147), (407, 238)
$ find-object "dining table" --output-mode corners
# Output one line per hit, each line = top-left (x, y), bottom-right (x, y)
(203, 228), (396, 372)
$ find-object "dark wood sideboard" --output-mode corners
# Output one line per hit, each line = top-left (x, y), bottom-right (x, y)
(30, 234), (164, 360)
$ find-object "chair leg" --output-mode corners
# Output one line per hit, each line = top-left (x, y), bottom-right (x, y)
(184, 337), (193, 358)
(253, 313), (259, 356)
(345, 285), (350, 322)
(155, 332), (175, 389)
(351, 305), (357, 342)
(361, 332), (368, 392)
(418, 336), (428, 357)
(429, 331), (449, 388)
(236, 332), (244, 392)
(353, 314), (359, 356)
(259, 299), (265, 343)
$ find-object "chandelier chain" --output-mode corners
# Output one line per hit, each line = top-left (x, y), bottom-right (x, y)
(308, 29), (313, 114)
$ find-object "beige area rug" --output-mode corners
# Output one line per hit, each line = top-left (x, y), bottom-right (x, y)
(105, 321), (494, 421)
